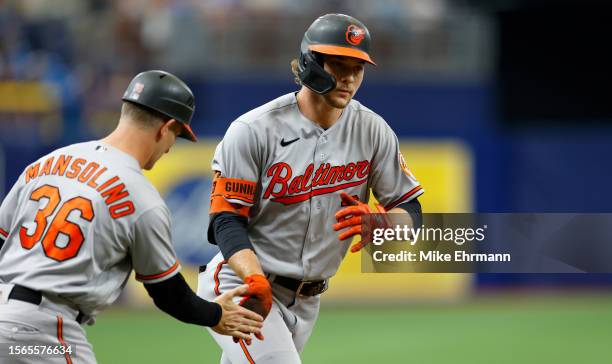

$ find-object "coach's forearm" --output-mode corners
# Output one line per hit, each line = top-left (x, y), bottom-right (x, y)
(228, 248), (265, 280)
(144, 273), (222, 327)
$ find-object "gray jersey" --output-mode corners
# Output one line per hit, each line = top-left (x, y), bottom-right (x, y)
(0, 141), (180, 317)
(212, 92), (423, 280)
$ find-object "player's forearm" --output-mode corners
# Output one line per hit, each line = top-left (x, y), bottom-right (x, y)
(211, 212), (256, 259)
(227, 248), (265, 280)
(210, 212), (265, 279)
(393, 198), (422, 228)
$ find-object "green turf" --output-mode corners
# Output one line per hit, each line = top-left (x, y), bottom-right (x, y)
(86, 295), (612, 363)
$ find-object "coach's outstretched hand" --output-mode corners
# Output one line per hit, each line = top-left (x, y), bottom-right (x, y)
(213, 284), (264, 342)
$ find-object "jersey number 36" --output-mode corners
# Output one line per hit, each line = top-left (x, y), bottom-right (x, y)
(20, 184), (94, 262)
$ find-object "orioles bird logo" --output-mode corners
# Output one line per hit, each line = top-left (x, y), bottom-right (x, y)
(398, 152), (415, 178)
(345, 24), (365, 46)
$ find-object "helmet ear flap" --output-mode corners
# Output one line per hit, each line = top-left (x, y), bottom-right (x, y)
(298, 51), (337, 95)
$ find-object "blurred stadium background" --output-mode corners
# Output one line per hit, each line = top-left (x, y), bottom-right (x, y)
(1, 0), (611, 362)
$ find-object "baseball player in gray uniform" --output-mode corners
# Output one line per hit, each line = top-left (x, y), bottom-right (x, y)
(0, 70), (263, 364)
(198, 14), (424, 363)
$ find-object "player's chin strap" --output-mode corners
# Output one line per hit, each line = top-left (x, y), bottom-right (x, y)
(333, 192), (391, 253)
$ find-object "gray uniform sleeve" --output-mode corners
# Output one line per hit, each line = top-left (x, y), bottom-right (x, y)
(132, 206), (181, 284)
(212, 121), (261, 204)
(369, 120), (424, 210)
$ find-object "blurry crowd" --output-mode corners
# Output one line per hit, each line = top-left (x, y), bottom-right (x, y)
(0, 0), (488, 143)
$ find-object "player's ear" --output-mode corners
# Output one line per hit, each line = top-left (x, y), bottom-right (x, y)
(157, 119), (176, 140)
(165, 119), (183, 134)
(167, 119), (183, 136)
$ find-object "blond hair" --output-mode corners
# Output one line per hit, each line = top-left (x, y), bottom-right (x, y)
(290, 58), (302, 86)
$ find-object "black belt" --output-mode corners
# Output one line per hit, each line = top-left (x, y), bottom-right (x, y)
(9, 285), (85, 324)
(8, 285), (41, 305)
(272, 276), (328, 297)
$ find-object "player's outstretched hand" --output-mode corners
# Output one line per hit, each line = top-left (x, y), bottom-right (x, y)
(226, 274), (273, 345)
(240, 274), (273, 320)
(333, 192), (389, 252)
(213, 284), (264, 342)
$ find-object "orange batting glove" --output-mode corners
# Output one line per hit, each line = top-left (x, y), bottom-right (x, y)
(235, 274), (272, 344)
(333, 192), (390, 253)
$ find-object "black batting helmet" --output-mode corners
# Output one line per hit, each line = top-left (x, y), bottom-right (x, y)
(122, 70), (197, 142)
(297, 14), (375, 95)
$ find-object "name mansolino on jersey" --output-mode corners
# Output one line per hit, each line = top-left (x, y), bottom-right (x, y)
(24, 154), (135, 218)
